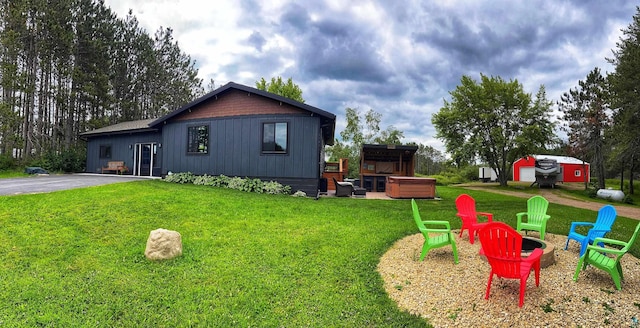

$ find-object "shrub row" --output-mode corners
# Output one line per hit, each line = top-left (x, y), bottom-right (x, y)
(0, 147), (86, 173)
(163, 172), (293, 195)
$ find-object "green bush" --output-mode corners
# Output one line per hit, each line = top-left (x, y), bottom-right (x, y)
(431, 171), (468, 185)
(461, 165), (480, 181)
(212, 174), (231, 187)
(585, 187), (598, 198)
(193, 174), (216, 186)
(264, 181), (292, 194)
(243, 178), (265, 193)
(0, 153), (16, 170)
(165, 173), (292, 195)
(226, 176), (245, 190)
(31, 148), (86, 173)
(192, 174), (232, 187)
(164, 172), (195, 184)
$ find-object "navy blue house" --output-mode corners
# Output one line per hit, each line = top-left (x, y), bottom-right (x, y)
(80, 82), (336, 195)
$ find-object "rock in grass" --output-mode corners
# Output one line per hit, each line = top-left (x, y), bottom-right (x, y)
(145, 228), (182, 260)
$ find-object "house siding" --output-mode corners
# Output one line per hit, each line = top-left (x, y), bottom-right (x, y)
(81, 82), (335, 196)
(561, 163), (590, 183)
(85, 131), (162, 175)
(161, 114), (321, 193)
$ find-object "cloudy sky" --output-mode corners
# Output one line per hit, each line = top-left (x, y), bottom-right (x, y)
(103, 0), (637, 153)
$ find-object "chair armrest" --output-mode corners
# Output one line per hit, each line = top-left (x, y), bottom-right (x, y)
(586, 229), (610, 239)
(476, 212), (493, 222)
(515, 212), (527, 220)
(569, 222), (594, 231)
(591, 237), (628, 248)
(524, 248), (543, 262)
(423, 220), (451, 230)
(425, 228), (453, 234)
(585, 243), (627, 255)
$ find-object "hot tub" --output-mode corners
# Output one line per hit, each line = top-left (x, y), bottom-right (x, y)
(385, 176), (436, 199)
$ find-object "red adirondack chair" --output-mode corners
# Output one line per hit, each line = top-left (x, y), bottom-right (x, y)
(455, 194), (494, 244)
(478, 222), (543, 307)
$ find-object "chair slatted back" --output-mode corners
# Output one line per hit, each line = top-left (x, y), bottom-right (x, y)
(479, 222), (524, 279)
(527, 196), (549, 224)
(456, 194), (477, 222)
(594, 205), (617, 231)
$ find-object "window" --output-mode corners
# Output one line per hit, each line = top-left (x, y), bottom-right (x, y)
(262, 122), (288, 153)
(99, 145), (111, 159)
(574, 170), (581, 177)
(187, 125), (209, 154)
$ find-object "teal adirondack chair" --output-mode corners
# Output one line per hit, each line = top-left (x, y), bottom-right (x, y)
(573, 222), (640, 290)
(516, 195), (551, 240)
(411, 199), (459, 264)
(565, 205), (617, 257)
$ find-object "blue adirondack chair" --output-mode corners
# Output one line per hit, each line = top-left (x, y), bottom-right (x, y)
(564, 205), (617, 256)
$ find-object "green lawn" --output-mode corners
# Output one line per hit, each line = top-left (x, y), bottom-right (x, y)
(0, 180), (638, 327)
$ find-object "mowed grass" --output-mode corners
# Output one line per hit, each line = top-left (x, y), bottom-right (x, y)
(0, 180), (638, 327)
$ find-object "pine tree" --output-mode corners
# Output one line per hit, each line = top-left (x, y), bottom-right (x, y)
(558, 68), (611, 190)
(0, 0), (204, 164)
(608, 6), (640, 195)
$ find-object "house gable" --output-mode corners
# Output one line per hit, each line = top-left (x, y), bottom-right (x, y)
(151, 82), (336, 145)
(173, 89), (305, 122)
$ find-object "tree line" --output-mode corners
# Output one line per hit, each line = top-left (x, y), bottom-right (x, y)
(0, 0), (203, 168)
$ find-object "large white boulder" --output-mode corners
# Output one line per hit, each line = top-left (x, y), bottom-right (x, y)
(144, 228), (183, 260)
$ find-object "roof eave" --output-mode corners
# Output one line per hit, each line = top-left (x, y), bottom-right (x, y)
(80, 127), (158, 138)
(150, 82), (337, 128)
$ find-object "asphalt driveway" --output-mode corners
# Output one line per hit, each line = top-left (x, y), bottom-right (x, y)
(0, 174), (148, 196)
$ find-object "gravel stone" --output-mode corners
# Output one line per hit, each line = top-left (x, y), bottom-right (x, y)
(377, 231), (640, 327)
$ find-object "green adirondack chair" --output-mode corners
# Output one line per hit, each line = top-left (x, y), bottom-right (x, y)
(573, 222), (640, 290)
(516, 195), (551, 240)
(411, 199), (459, 264)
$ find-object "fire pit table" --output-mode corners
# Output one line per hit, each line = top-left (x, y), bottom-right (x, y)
(522, 236), (555, 268)
(479, 236), (555, 268)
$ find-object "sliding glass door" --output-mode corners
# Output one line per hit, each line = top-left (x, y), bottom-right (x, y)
(133, 143), (157, 176)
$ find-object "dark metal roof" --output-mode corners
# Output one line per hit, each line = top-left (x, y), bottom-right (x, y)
(361, 144), (418, 161)
(362, 144), (418, 152)
(79, 118), (158, 138)
(150, 81), (337, 145)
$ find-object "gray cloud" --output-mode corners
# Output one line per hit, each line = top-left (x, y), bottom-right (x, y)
(293, 19), (391, 82)
(280, 4), (310, 31)
(105, 0), (639, 153)
(247, 31), (266, 52)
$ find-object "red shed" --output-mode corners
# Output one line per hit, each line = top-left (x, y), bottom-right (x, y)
(513, 155), (590, 183)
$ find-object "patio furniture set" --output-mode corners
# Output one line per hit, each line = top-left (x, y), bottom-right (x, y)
(333, 178), (367, 197)
(411, 194), (640, 307)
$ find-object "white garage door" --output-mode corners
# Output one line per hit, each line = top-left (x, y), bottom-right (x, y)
(519, 167), (536, 182)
